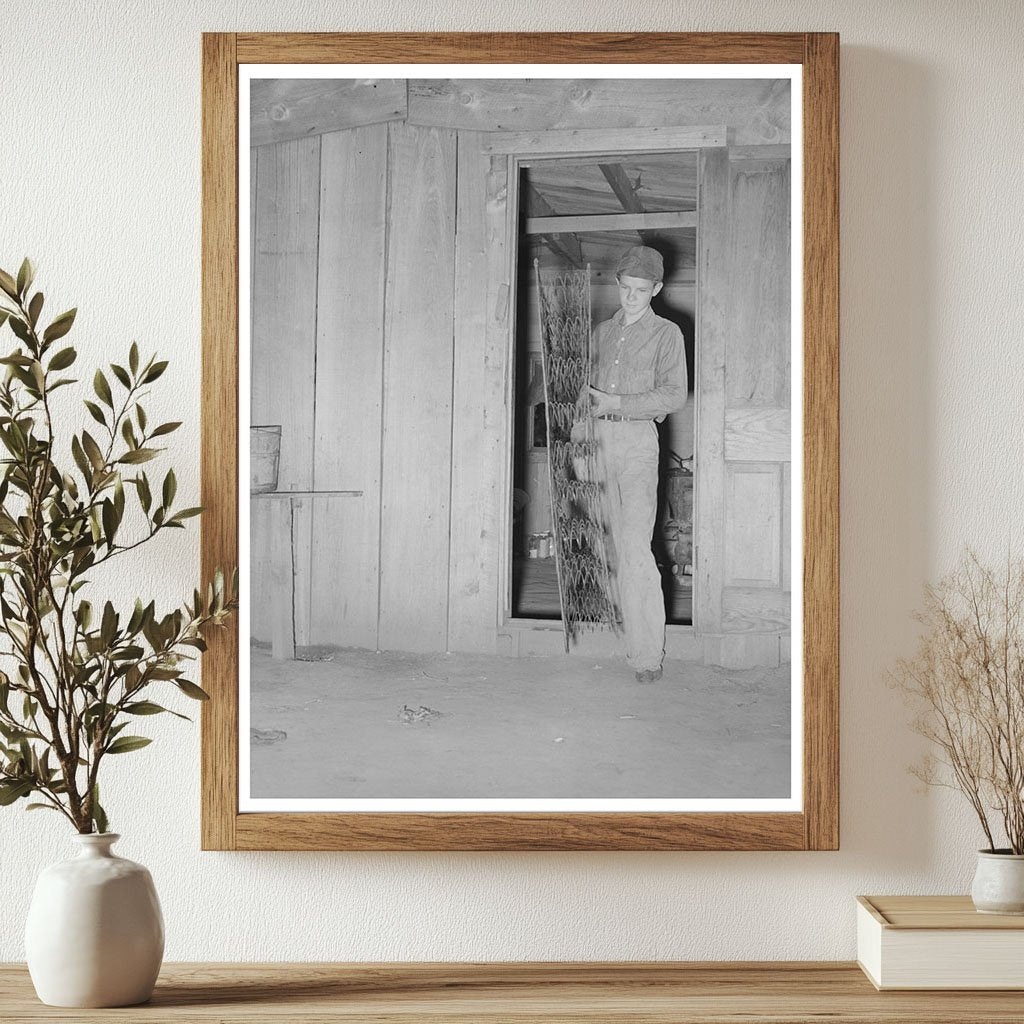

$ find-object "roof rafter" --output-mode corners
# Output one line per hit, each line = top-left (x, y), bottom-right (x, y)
(599, 163), (661, 246)
(522, 182), (584, 269)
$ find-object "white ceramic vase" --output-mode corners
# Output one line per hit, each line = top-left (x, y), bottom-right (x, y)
(971, 850), (1024, 914)
(25, 833), (164, 1007)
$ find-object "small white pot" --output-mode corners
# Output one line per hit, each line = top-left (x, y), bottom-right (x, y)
(25, 833), (164, 1007)
(971, 849), (1024, 915)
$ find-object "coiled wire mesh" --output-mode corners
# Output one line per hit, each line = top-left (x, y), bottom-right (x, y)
(535, 262), (618, 649)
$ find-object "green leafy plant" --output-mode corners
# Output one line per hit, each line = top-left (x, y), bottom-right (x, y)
(0, 259), (236, 833)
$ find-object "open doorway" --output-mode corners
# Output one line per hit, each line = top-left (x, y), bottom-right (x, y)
(509, 153), (698, 626)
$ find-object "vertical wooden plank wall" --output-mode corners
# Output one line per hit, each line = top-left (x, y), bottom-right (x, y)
(720, 155), (791, 667)
(448, 133), (504, 652)
(726, 158), (791, 409)
(251, 137), (321, 647)
(448, 139), (512, 647)
(695, 147), (730, 647)
(720, 151), (790, 663)
(249, 122), (791, 662)
(309, 125), (388, 649)
(696, 149), (791, 669)
(378, 124), (458, 652)
(252, 123), (464, 655)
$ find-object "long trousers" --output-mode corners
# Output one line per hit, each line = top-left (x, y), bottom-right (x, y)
(594, 419), (665, 672)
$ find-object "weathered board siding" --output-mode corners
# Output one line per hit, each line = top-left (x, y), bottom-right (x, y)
(250, 137), (320, 647)
(722, 154), (791, 639)
(252, 138), (320, 492)
(694, 146), (730, 641)
(724, 463), (782, 587)
(250, 124), (461, 653)
(696, 150), (792, 668)
(248, 99), (792, 666)
(377, 124), (458, 652)
(447, 136), (508, 652)
(727, 159), (791, 408)
(254, 79), (790, 148)
(309, 125), (388, 650)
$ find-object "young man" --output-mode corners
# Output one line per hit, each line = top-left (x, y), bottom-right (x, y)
(588, 245), (688, 683)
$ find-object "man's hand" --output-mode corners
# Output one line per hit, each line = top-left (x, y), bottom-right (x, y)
(588, 386), (622, 418)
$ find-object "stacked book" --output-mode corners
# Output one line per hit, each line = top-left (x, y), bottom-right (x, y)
(857, 895), (1024, 989)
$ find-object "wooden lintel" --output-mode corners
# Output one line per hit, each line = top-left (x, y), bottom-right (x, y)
(483, 125), (727, 156)
(405, 76), (791, 145)
(250, 79), (407, 147)
(525, 211), (697, 235)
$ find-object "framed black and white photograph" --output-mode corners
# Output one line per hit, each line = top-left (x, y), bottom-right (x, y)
(201, 32), (839, 851)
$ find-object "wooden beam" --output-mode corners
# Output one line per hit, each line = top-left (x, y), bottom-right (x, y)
(250, 79), (407, 147)
(525, 211), (697, 235)
(538, 235), (583, 269)
(483, 125), (727, 156)
(599, 163), (645, 213)
(521, 181), (560, 220)
(522, 183), (583, 267)
(599, 162), (667, 248)
(729, 144), (792, 161)
(404, 75), (791, 145)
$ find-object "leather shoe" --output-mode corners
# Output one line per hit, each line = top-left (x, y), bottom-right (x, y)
(634, 667), (663, 684)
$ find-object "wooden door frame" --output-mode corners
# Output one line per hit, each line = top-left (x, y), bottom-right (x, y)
(496, 134), (725, 641)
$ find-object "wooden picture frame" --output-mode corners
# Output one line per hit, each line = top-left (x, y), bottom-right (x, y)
(201, 32), (839, 851)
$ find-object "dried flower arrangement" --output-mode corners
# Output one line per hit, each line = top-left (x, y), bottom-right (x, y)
(895, 551), (1024, 853)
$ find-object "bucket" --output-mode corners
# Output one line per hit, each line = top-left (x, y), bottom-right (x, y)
(250, 425), (281, 494)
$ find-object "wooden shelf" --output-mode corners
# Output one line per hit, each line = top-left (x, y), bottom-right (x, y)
(3, 962), (1024, 1022)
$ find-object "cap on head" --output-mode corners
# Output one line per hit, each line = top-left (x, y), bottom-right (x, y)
(615, 245), (664, 283)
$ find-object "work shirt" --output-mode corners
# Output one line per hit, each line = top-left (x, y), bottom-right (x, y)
(591, 307), (688, 422)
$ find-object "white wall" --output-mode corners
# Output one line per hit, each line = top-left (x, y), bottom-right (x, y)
(2, 0), (1022, 961)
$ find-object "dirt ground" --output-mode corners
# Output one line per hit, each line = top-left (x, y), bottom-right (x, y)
(248, 647), (791, 801)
